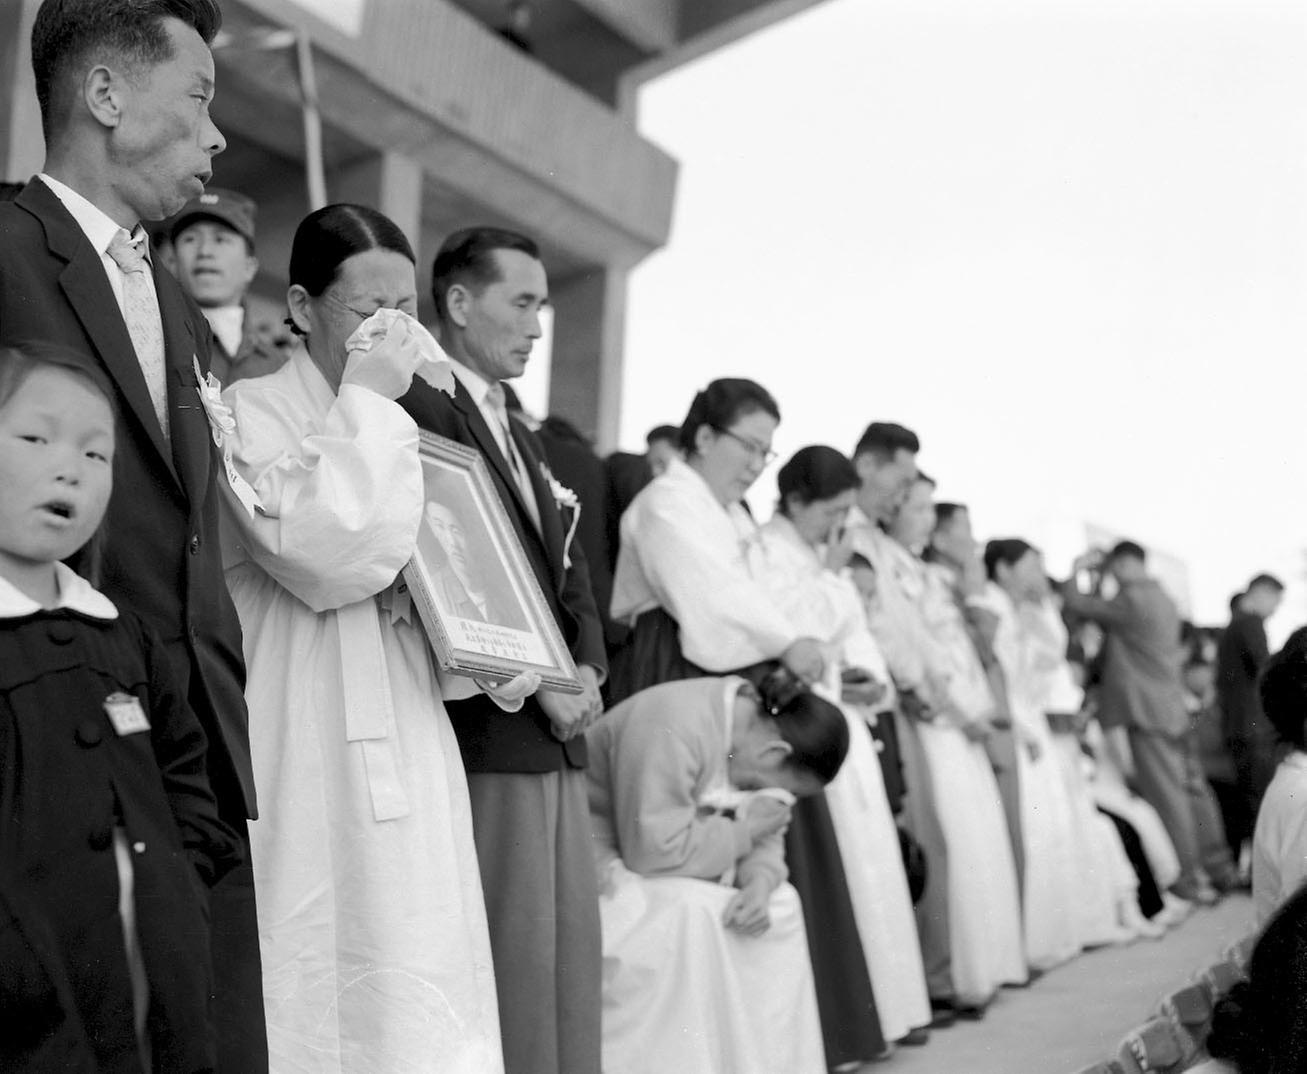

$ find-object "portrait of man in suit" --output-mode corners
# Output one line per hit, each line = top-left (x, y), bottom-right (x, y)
(416, 476), (531, 633)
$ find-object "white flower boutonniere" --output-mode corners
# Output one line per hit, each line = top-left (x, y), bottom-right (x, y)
(193, 356), (263, 519)
(540, 462), (581, 568)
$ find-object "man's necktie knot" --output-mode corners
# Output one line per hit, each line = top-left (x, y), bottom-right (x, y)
(107, 229), (149, 275)
(485, 380), (507, 411)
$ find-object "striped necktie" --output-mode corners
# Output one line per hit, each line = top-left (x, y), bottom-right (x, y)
(106, 228), (169, 439)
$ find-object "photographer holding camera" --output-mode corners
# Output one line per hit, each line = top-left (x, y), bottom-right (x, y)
(1062, 541), (1235, 905)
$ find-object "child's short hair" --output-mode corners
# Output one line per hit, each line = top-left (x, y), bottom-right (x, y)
(0, 342), (116, 414)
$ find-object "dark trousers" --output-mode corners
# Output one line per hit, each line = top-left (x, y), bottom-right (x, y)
(210, 818), (268, 1074)
(466, 770), (602, 1074)
(1099, 809), (1164, 918)
(1130, 728), (1234, 891)
(1209, 778), (1251, 860)
(1232, 735), (1281, 826)
(1129, 729), (1201, 888)
(896, 712), (953, 999)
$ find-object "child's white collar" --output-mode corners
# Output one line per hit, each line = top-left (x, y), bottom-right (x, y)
(0, 563), (119, 621)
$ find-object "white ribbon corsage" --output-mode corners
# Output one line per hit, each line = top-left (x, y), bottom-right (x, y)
(540, 462), (581, 569)
(193, 356), (263, 518)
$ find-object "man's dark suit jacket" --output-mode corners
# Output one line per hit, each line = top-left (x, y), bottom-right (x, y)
(399, 376), (607, 772)
(1218, 611), (1272, 745)
(535, 417), (620, 647)
(0, 180), (255, 820)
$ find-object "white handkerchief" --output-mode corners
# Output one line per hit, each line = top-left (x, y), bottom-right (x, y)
(344, 308), (456, 396)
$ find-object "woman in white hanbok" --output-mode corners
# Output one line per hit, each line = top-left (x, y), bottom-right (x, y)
(974, 541), (1084, 970)
(750, 447), (931, 1045)
(586, 675), (845, 1074)
(221, 205), (502, 1074)
(866, 476), (1027, 1009)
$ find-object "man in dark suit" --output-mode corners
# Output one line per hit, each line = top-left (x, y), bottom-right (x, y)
(399, 227), (606, 1074)
(0, 2), (266, 1069)
(1219, 573), (1285, 834)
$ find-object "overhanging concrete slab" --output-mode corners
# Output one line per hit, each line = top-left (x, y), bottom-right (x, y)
(221, 0), (677, 270)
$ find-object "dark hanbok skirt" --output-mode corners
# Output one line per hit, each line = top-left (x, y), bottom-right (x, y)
(608, 607), (887, 1064)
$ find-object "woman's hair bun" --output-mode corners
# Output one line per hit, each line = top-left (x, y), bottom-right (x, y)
(758, 667), (808, 717)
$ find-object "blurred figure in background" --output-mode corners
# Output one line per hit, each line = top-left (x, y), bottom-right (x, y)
(1186, 657), (1246, 877)
(644, 423), (682, 476)
(170, 189), (293, 385)
(928, 503), (1024, 890)
(1063, 542), (1225, 905)
(1218, 573), (1286, 847)
(978, 540), (1083, 968)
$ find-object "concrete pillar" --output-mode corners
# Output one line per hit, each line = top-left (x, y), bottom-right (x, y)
(0, 0), (45, 182)
(332, 149), (424, 249)
(548, 263), (628, 452)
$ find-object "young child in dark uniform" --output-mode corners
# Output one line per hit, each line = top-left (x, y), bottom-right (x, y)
(0, 343), (241, 1073)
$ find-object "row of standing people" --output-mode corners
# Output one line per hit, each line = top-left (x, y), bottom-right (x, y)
(602, 379), (1249, 1069)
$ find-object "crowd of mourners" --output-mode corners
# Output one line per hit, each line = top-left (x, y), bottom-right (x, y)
(3, 3), (1306, 1074)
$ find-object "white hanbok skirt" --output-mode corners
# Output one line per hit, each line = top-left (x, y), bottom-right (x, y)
(824, 707), (931, 1040)
(598, 863), (825, 1074)
(233, 569), (503, 1074)
(1015, 721), (1084, 970)
(915, 720), (1027, 1003)
(1052, 735), (1138, 945)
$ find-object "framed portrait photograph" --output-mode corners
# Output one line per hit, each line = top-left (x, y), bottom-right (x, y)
(403, 431), (584, 694)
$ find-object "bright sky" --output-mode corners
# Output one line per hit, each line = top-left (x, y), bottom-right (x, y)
(618, 0), (1307, 637)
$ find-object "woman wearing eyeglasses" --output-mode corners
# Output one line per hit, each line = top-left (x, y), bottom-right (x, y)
(221, 204), (505, 1073)
(610, 378), (890, 1069)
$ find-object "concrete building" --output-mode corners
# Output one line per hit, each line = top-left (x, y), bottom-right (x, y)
(0, 0), (828, 449)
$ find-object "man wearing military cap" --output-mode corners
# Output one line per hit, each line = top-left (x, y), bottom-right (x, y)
(171, 187), (292, 384)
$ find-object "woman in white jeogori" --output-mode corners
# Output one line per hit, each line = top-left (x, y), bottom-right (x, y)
(749, 446), (932, 1046)
(974, 539), (1086, 970)
(222, 204), (514, 1074)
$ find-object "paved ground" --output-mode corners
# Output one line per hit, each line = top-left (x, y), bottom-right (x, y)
(867, 894), (1254, 1074)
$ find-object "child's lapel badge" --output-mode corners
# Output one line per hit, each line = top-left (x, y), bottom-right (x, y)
(104, 692), (151, 736)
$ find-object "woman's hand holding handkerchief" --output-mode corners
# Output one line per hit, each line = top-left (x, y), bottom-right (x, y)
(342, 308), (456, 400)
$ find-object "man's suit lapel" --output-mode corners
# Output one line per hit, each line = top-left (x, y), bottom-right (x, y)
(25, 183), (181, 489)
(156, 267), (208, 507)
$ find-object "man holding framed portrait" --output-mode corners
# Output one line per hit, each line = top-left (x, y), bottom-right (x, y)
(399, 227), (607, 1074)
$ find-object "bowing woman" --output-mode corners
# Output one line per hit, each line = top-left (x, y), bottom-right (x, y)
(586, 672), (848, 1074)
(221, 205), (503, 1073)
(752, 446), (933, 1048)
(610, 379), (888, 1069)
